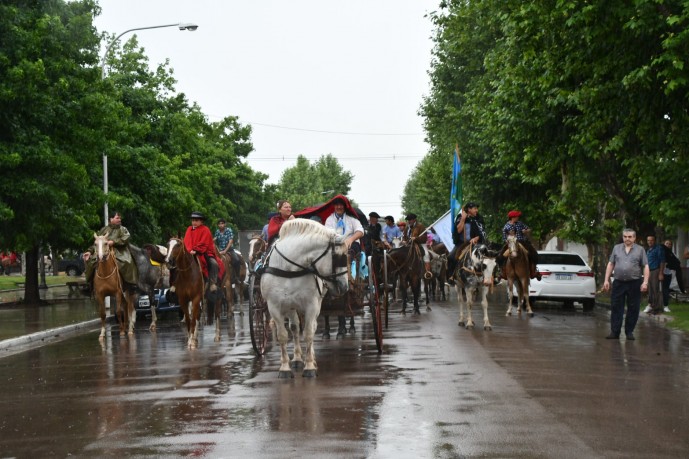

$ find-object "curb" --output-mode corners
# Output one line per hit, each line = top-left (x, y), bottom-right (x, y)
(0, 317), (114, 354)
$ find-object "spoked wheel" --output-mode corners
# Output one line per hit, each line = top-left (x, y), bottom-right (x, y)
(383, 250), (389, 329)
(248, 273), (270, 355)
(368, 256), (383, 353)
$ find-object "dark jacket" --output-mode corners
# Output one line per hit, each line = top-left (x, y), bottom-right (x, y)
(664, 245), (681, 271)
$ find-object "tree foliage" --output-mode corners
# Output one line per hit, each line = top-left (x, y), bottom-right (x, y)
(416, 0), (689, 275)
(0, 0), (275, 303)
(276, 154), (355, 211)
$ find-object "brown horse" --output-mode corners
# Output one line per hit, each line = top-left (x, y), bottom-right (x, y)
(93, 234), (134, 339)
(248, 235), (268, 271)
(165, 238), (205, 348)
(504, 234), (534, 317)
(386, 243), (425, 315)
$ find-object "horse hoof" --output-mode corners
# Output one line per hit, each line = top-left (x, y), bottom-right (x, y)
(413, 309), (421, 316)
(466, 324), (475, 330)
(484, 325), (492, 331)
(528, 312), (534, 317)
(291, 360), (305, 370)
(458, 321), (465, 327)
(336, 328), (346, 339)
(149, 325), (157, 332)
(349, 326), (356, 334)
(214, 336), (220, 343)
(322, 331), (331, 339)
(302, 369), (317, 378)
(278, 371), (294, 379)
(426, 306), (432, 312)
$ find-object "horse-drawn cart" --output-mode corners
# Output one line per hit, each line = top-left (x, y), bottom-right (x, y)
(247, 195), (389, 359)
(248, 253), (385, 356)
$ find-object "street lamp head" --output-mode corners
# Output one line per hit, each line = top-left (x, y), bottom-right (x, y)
(178, 23), (199, 31)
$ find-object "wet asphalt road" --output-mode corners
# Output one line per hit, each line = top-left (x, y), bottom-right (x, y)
(0, 289), (688, 458)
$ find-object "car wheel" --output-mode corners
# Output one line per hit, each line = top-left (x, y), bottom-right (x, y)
(583, 299), (595, 312)
(66, 266), (78, 277)
(563, 299), (575, 309)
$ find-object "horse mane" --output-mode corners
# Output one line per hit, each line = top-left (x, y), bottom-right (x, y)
(279, 218), (337, 242)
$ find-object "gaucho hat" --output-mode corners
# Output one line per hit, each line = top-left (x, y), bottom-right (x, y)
(190, 211), (206, 220)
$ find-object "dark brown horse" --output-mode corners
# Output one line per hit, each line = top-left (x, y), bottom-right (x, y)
(504, 234), (534, 317)
(387, 243), (425, 315)
(93, 234), (133, 339)
(165, 238), (205, 348)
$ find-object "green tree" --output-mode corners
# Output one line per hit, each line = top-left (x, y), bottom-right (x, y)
(277, 154), (354, 211)
(0, 0), (105, 302)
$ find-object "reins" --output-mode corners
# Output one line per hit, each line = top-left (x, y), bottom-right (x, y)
(263, 240), (348, 296)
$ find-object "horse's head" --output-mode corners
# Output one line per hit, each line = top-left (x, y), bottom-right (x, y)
(506, 233), (519, 257)
(391, 237), (402, 248)
(481, 257), (498, 287)
(165, 238), (183, 268)
(94, 234), (110, 262)
(248, 236), (266, 265)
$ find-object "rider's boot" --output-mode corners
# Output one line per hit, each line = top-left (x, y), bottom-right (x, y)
(207, 255), (219, 292)
(530, 264), (541, 281)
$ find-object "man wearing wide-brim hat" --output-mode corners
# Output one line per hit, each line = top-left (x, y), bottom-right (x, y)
(182, 211), (225, 291)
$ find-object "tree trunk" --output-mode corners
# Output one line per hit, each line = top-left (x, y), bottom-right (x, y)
(23, 245), (41, 305)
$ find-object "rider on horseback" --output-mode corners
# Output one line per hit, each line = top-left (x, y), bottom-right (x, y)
(446, 202), (487, 283)
(184, 211), (223, 291)
(401, 213), (432, 277)
(83, 210), (139, 293)
(381, 215), (402, 250)
(214, 218), (242, 281)
(496, 210), (541, 281)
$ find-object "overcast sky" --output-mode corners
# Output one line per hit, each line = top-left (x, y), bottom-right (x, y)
(94, 0), (438, 222)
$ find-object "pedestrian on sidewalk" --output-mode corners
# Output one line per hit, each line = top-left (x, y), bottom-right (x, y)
(644, 235), (665, 315)
(602, 228), (650, 341)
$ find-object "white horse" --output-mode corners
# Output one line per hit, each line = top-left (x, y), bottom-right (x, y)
(452, 244), (498, 330)
(261, 219), (349, 378)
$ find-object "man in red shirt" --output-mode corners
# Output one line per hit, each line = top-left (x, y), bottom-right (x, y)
(183, 212), (225, 291)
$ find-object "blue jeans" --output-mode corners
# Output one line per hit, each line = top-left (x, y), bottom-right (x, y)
(610, 278), (643, 336)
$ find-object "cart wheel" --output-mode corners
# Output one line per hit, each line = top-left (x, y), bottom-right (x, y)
(248, 274), (269, 355)
(382, 252), (390, 329)
(368, 257), (383, 353)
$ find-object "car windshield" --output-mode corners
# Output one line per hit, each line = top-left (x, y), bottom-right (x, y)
(539, 253), (586, 266)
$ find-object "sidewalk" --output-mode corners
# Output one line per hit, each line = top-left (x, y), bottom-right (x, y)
(0, 284), (106, 355)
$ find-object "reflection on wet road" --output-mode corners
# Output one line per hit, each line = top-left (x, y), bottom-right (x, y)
(0, 290), (688, 457)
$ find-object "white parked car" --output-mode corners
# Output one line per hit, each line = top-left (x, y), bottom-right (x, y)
(514, 251), (597, 311)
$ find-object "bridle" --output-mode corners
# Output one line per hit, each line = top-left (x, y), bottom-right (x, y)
(263, 241), (348, 296)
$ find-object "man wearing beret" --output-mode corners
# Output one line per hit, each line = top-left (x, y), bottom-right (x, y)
(402, 213), (432, 276)
(498, 210), (540, 280)
(364, 212), (383, 256)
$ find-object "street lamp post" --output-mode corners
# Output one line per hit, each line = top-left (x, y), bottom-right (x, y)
(100, 22), (198, 225)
